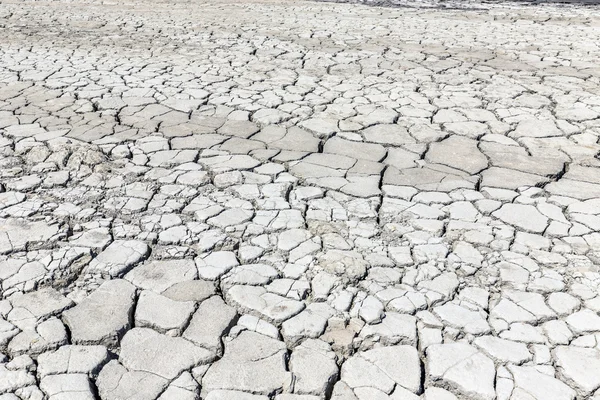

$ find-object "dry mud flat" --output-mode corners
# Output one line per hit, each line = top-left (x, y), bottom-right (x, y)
(0, 0), (600, 399)
(322, 0), (600, 9)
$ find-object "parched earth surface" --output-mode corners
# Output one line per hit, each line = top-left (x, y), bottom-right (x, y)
(0, 0), (600, 399)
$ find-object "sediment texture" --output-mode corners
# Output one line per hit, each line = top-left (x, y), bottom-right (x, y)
(0, 0), (599, 399)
